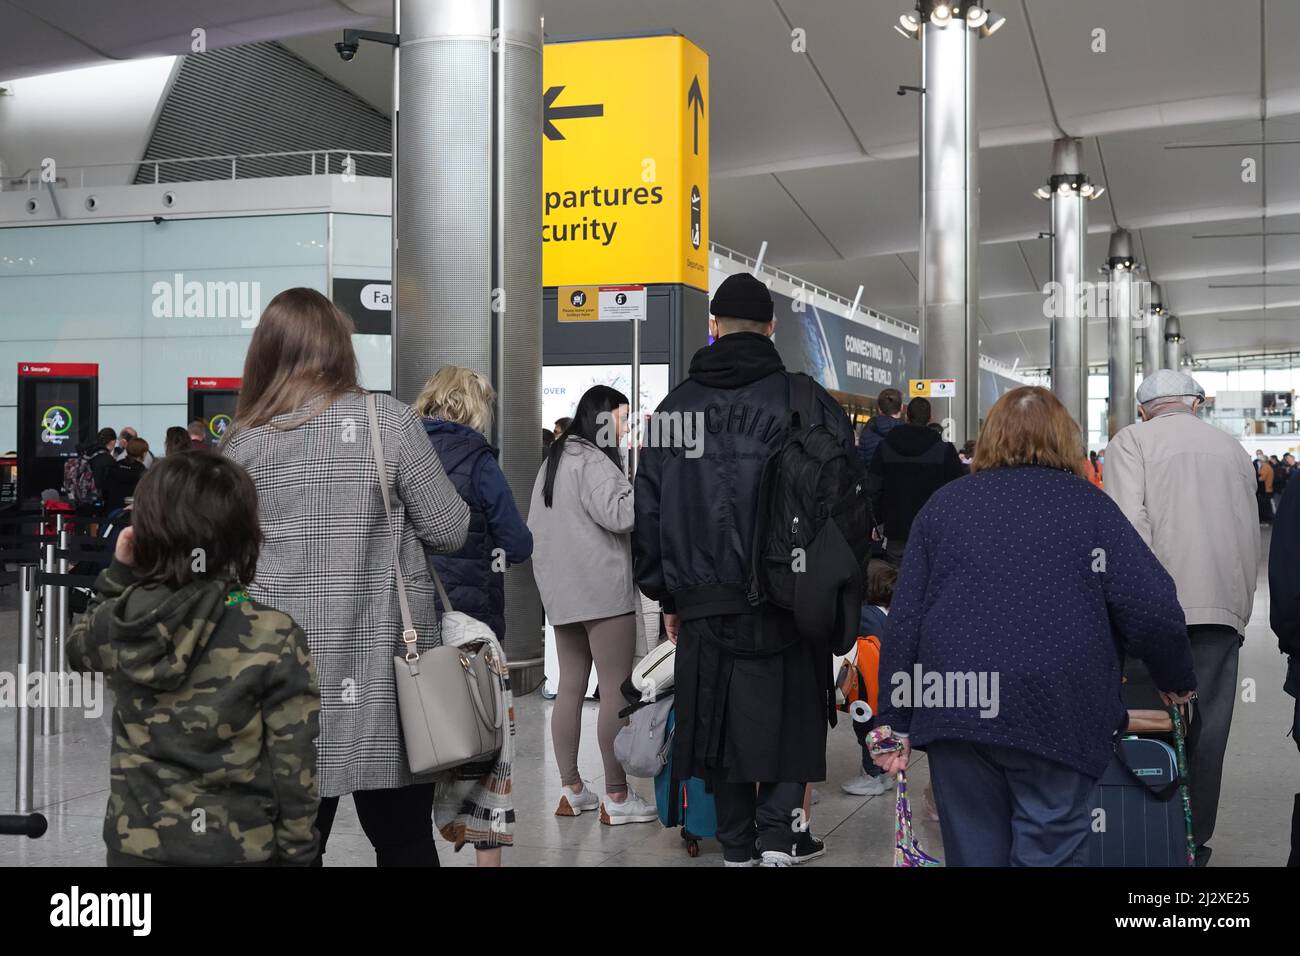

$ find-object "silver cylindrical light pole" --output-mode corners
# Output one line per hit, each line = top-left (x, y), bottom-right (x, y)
(905, 2), (1004, 443)
(395, 0), (545, 688)
(1105, 227), (1137, 437)
(1143, 280), (1165, 375)
(1041, 138), (1101, 430)
(1163, 314), (1183, 371)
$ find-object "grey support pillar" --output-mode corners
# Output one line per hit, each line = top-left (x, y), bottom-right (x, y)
(1105, 228), (1137, 437)
(1142, 281), (1166, 376)
(1040, 138), (1102, 430)
(394, 0), (544, 689)
(1163, 314), (1183, 371)
(903, 2), (1005, 443)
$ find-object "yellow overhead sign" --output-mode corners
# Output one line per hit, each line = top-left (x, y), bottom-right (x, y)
(543, 35), (709, 291)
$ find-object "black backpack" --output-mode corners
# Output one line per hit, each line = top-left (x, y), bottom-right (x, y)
(749, 373), (874, 654)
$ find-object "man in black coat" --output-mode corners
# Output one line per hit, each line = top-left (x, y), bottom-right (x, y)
(633, 272), (855, 867)
(868, 396), (965, 563)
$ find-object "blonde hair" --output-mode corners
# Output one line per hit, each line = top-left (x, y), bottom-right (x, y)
(414, 366), (496, 435)
(972, 386), (1086, 478)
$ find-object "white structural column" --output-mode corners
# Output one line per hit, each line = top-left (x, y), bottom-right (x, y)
(903, 2), (1004, 443)
(1105, 227), (1137, 436)
(394, 0), (545, 686)
(1041, 137), (1102, 430)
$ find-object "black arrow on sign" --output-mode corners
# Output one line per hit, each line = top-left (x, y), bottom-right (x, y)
(687, 75), (704, 155)
(544, 86), (603, 140)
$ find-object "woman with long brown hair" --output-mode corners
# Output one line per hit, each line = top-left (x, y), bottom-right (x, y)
(871, 386), (1195, 866)
(224, 287), (470, 867)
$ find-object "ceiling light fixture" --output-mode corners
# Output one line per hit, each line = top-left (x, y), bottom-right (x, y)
(982, 14), (1006, 36)
(967, 6), (988, 27)
(899, 13), (920, 32)
(932, 3), (953, 26)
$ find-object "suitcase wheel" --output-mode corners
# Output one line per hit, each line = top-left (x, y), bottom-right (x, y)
(684, 836), (700, 858)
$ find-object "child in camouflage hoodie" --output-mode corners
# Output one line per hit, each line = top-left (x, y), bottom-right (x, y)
(69, 449), (320, 866)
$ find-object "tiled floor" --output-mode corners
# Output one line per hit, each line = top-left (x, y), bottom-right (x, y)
(1, 536), (1294, 867)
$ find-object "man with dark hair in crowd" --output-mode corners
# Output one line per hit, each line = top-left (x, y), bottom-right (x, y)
(868, 396), (964, 564)
(857, 387), (903, 468)
(188, 420), (209, 449)
(88, 427), (118, 505)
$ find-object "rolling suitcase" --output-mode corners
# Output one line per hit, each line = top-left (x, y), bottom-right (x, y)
(653, 708), (717, 857)
(1086, 707), (1195, 867)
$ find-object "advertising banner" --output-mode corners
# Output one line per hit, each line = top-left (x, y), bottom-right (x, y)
(769, 290), (918, 399)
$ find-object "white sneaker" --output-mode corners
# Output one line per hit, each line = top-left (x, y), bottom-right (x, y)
(555, 780), (600, 817)
(759, 850), (794, 867)
(841, 772), (897, 797)
(599, 789), (658, 825)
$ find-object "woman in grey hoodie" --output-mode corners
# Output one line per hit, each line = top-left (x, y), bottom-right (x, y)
(529, 385), (656, 826)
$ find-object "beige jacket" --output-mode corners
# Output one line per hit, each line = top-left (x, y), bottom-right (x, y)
(528, 438), (636, 626)
(1105, 407), (1260, 633)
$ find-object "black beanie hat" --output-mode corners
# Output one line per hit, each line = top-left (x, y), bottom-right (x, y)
(710, 272), (774, 323)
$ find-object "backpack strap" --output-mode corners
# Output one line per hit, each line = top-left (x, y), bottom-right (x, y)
(787, 372), (818, 430)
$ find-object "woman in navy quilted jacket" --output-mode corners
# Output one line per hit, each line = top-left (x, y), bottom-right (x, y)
(873, 386), (1196, 867)
(414, 366), (533, 643)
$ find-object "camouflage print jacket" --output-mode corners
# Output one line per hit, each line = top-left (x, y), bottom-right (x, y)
(67, 559), (321, 866)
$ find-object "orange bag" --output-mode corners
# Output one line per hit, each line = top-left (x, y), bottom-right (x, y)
(836, 635), (881, 716)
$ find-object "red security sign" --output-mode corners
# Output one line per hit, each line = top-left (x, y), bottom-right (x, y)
(18, 363), (98, 377)
(188, 377), (242, 389)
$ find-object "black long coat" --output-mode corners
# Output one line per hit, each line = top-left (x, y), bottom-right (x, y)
(633, 331), (854, 783)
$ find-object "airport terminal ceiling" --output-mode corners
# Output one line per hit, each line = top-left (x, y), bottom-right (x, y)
(5, 1), (1300, 371)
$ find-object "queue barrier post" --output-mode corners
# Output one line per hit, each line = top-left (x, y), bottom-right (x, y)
(15, 565), (37, 813)
(40, 532), (56, 736)
(55, 521), (70, 734)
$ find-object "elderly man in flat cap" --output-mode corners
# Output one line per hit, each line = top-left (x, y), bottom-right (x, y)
(1106, 369), (1260, 866)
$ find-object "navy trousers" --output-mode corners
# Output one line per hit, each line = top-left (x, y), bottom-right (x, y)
(926, 740), (1097, 867)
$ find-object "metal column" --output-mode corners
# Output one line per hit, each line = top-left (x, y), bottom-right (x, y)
(1105, 227), (1137, 437)
(1142, 281), (1165, 376)
(394, 0), (544, 689)
(913, 2), (999, 444)
(1163, 314), (1183, 371)
(1044, 138), (1094, 429)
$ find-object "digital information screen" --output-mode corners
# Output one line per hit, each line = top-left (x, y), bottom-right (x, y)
(34, 381), (81, 458)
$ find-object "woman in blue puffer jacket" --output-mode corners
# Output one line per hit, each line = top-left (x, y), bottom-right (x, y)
(414, 367), (533, 641)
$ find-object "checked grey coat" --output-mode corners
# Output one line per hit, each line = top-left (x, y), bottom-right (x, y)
(225, 391), (470, 797)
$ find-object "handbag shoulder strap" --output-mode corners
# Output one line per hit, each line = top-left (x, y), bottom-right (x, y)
(365, 393), (454, 658)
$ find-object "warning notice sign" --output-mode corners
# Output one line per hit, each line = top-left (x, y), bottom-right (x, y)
(558, 285), (647, 322)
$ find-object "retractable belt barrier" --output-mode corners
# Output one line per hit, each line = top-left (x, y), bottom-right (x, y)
(8, 512), (114, 822)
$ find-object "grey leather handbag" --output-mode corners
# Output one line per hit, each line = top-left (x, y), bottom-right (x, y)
(366, 394), (504, 775)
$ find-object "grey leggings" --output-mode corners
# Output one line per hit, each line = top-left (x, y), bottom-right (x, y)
(552, 612), (637, 795)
